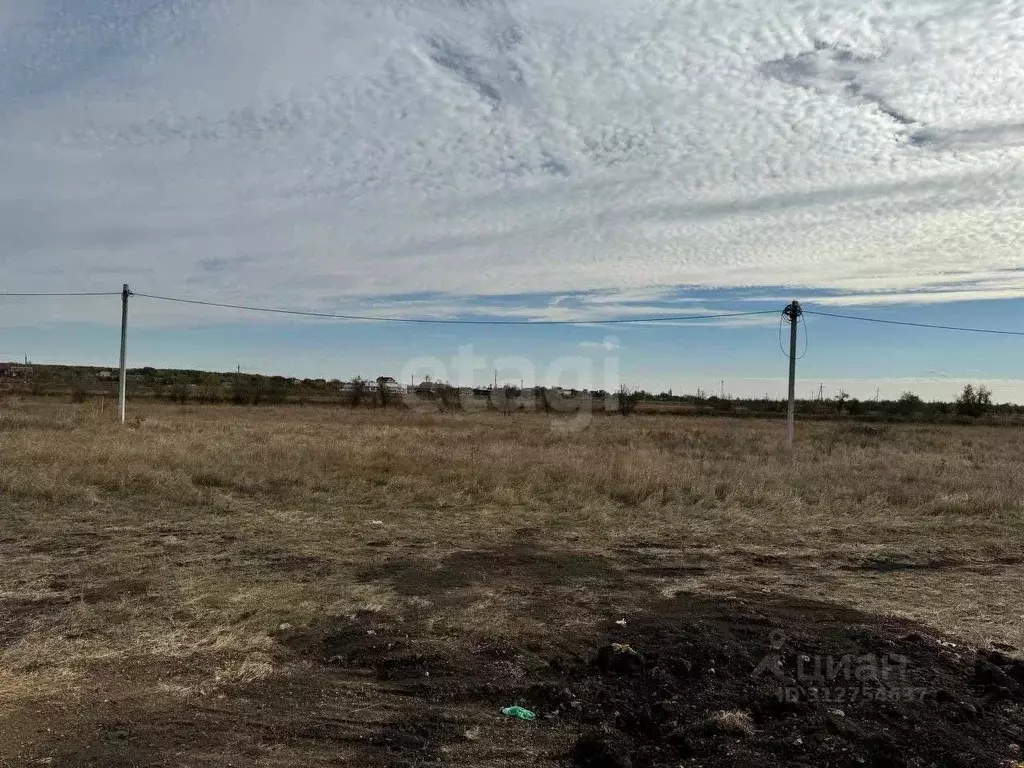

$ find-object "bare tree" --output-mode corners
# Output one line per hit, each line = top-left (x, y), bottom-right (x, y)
(835, 389), (849, 415)
(618, 385), (640, 416)
(377, 378), (394, 410)
(537, 387), (554, 415)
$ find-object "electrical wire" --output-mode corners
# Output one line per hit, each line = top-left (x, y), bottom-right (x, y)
(131, 292), (780, 326)
(0, 291), (121, 297)
(5, 288), (1024, 337)
(803, 309), (1024, 337)
(777, 312), (788, 358)
(778, 307), (808, 359)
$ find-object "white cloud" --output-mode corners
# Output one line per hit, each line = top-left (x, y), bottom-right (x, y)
(3, 0), (1024, 323)
(578, 337), (620, 352)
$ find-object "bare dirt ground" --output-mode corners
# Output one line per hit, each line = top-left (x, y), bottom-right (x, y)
(1, 400), (1022, 767)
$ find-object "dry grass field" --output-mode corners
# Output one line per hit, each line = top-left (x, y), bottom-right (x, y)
(1, 399), (1022, 767)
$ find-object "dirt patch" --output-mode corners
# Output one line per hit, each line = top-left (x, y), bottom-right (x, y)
(621, 547), (712, 578)
(846, 557), (962, 573)
(839, 555), (1019, 576)
(22, 646), (489, 768)
(25, 530), (111, 556)
(9, 571), (1024, 768)
(0, 595), (67, 647)
(81, 577), (152, 604)
(550, 597), (1024, 768)
(282, 593), (1023, 768)
(358, 546), (619, 597)
(228, 549), (334, 580)
(633, 564), (709, 578)
(995, 556), (1024, 566)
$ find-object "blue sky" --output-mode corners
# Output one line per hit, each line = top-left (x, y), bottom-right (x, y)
(3, 290), (1023, 401)
(2, 1), (1024, 400)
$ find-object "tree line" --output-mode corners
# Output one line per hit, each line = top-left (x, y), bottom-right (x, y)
(2, 365), (1015, 421)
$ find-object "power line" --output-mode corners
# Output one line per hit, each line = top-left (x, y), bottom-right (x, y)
(0, 291), (121, 297)
(132, 292), (779, 326)
(5, 288), (1024, 336)
(804, 309), (1024, 337)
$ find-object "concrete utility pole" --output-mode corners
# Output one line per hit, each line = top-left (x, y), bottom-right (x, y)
(118, 284), (131, 424)
(784, 300), (802, 449)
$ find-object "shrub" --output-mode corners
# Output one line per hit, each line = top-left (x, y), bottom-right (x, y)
(896, 391), (922, 417)
(169, 375), (190, 404)
(437, 384), (462, 412)
(69, 376), (90, 404)
(618, 385), (641, 416)
(956, 384), (991, 419)
(348, 377), (369, 409)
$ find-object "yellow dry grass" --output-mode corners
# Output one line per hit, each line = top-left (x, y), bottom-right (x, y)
(0, 397), (1022, 754)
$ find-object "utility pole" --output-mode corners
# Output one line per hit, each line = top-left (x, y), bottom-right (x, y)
(784, 301), (802, 449)
(117, 284), (131, 424)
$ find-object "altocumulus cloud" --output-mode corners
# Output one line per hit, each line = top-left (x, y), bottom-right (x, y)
(2, 0), (1024, 325)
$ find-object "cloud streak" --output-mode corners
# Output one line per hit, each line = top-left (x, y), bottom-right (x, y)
(761, 42), (916, 128)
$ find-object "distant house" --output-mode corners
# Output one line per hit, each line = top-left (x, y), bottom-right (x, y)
(413, 380), (445, 396)
(97, 370), (115, 380)
(0, 363), (30, 379)
(376, 376), (405, 394)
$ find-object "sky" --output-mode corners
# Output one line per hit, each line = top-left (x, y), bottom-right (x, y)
(1, 0), (1024, 401)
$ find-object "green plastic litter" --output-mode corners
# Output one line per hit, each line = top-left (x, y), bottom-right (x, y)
(501, 706), (536, 721)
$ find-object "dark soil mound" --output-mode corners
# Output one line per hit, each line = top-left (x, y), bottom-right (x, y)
(285, 594), (1024, 768)
(546, 596), (1024, 768)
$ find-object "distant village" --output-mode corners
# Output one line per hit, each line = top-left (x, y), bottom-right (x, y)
(3, 362), (1019, 422)
(0, 363), (595, 399)
(339, 375), (584, 399)
(0, 362), (31, 379)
